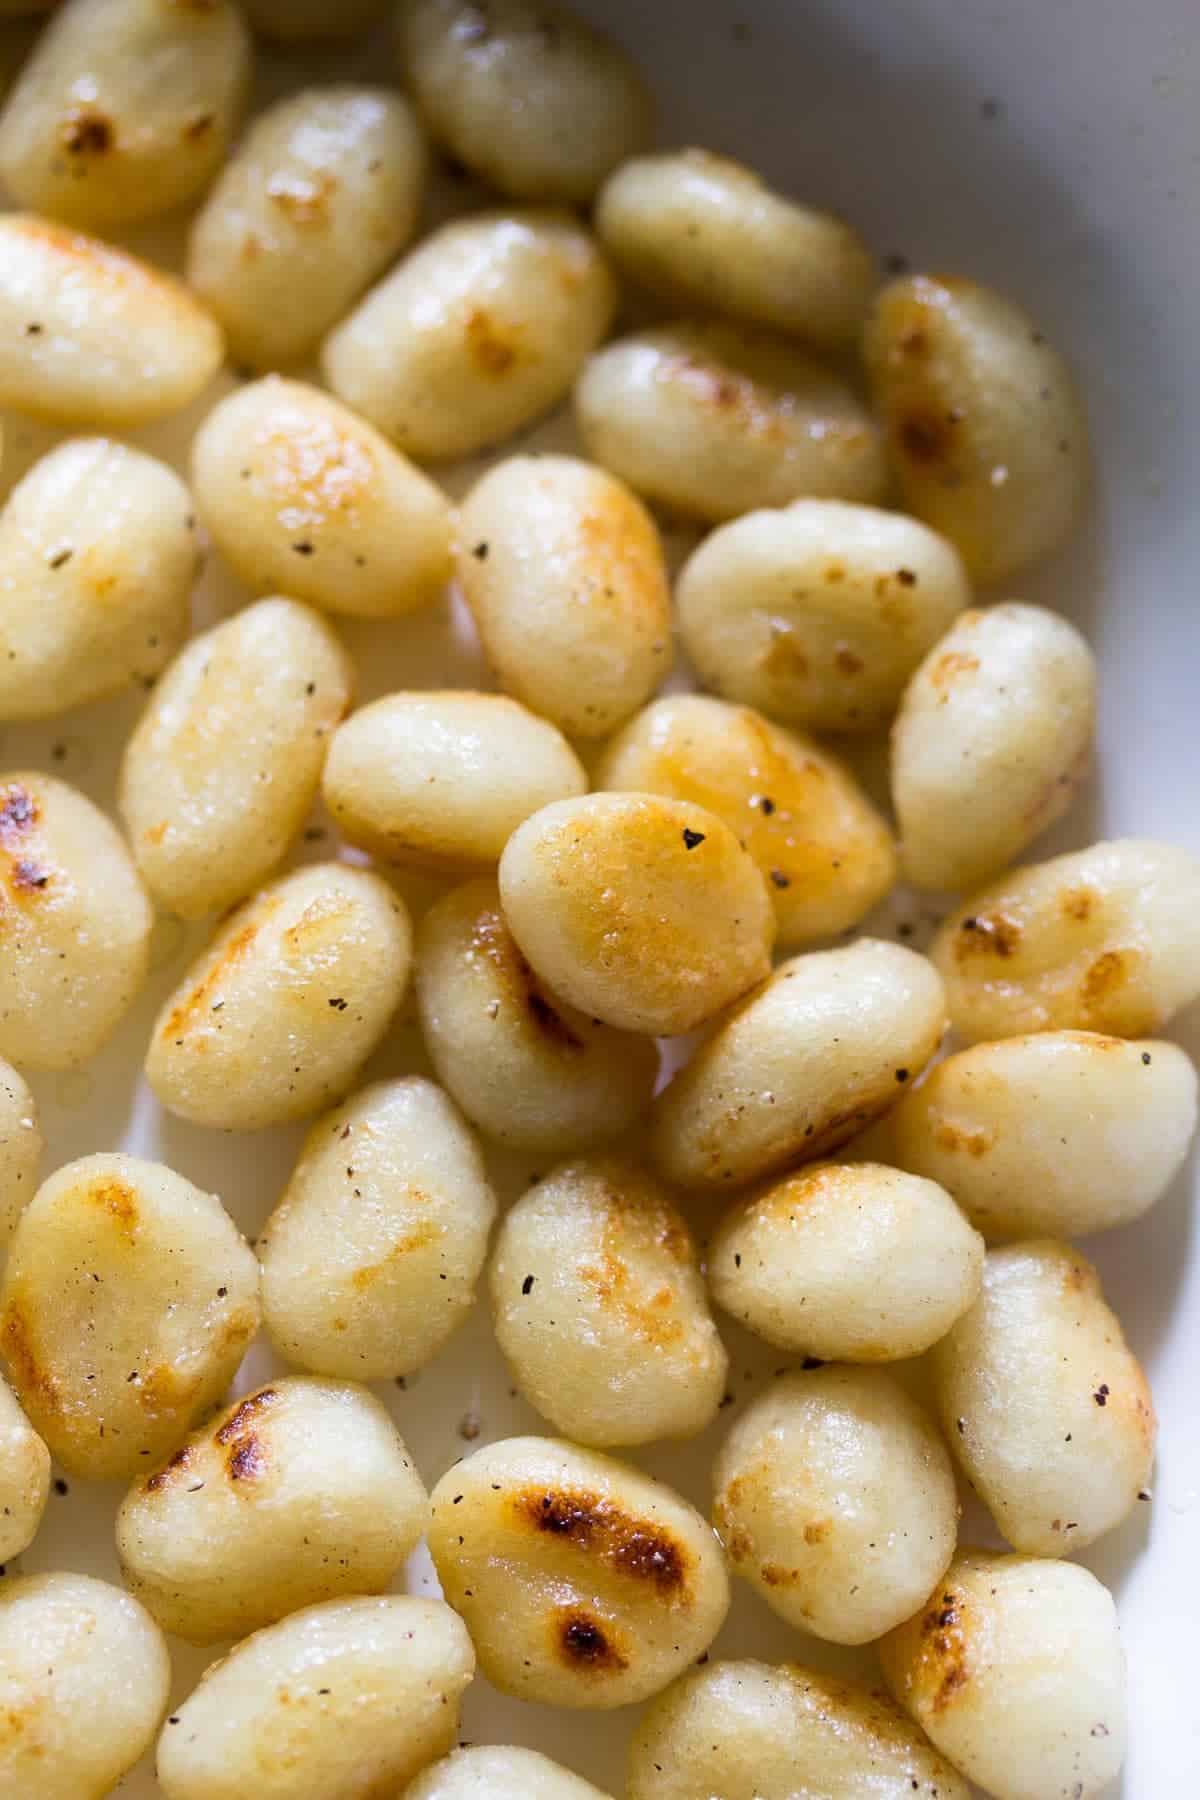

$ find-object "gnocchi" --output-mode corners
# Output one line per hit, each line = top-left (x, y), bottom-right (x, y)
(323, 691), (587, 870)
(260, 1077), (496, 1381)
(117, 1376), (429, 1643)
(188, 87), (428, 369)
(0, 0), (251, 229)
(0, 1152), (259, 1481)
(157, 1596), (475, 1800)
(191, 377), (454, 619)
(489, 1156), (728, 1447)
(397, 0), (650, 203)
(406, 1746), (614, 1800)
(627, 1658), (970, 1800)
(146, 862), (412, 1130)
(880, 1548), (1126, 1800)
(119, 597), (353, 918)
(499, 792), (775, 1035)
(891, 1030), (1198, 1239)
(455, 454), (673, 738)
(575, 320), (887, 523)
(0, 1572), (170, 1800)
(931, 837), (1200, 1041)
(0, 439), (196, 720)
(651, 939), (946, 1189)
(676, 499), (970, 731)
(931, 1239), (1155, 1555)
(863, 273), (1090, 582)
(0, 215), (224, 426)
(0, 771), (152, 1071)
(709, 1162), (984, 1361)
(427, 1435), (730, 1708)
(893, 602), (1097, 892)
(414, 879), (660, 1152)
(0, 1054), (40, 1249)
(713, 1365), (959, 1644)
(323, 209), (616, 461)
(0, 1370), (48, 1561)
(596, 694), (897, 945)
(596, 149), (874, 348)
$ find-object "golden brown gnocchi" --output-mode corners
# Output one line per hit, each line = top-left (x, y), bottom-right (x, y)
(157, 1596), (475, 1800)
(0, 0), (251, 229)
(260, 1077), (496, 1381)
(651, 939), (946, 1189)
(323, 210), (616, 460)
(499, 792), (775, 1035)
(880, 1548), (1126, 1800)
(397, 0), (650, 203)
(675, 499), (970, 731)
(0, 438), (197, 720)
(414, 879), (660, 1152)
(0, 1054), (40, 1250)
(427, 1436), (730, 1708)
(406, 1746), (614, 1800)
(191, 377), (454, 619)
(863, 273), (1090, 582)
(893, 602), (1097, 892)
(188, 87), (429, 369)
(0, 771), (152, 1071)
(931, 838), (1200, 1041)
(575, 321), (887, 524)
(323, 691), (587, 870)
(709, 1162), (984, 1361)
(0, 1370), (48, 1561)
(596, 694), (896, 945)
(892, 1030), (1198, 1238)
(117, 1376), (429, 1643)
(0, 1152), (259, 1480)
(455, 454), (673, 738)
(490, 1157), (727, 1447)
(146, 862), (412, 1130)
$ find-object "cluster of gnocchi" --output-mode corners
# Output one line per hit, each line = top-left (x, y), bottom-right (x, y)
(0, 1), (1191, 1797)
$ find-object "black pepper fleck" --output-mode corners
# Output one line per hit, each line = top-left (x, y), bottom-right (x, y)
(682, 828), (705, 849)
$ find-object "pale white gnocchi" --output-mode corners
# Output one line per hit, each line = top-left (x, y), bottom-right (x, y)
(651, 939), (946, 1189)
(261, 1077), (497, 1381)
(414, 879), (660, 1152)
(455, 454), (673, 738)
(117, 1376), (429, 1643)
(119, 597), (353, 919)
(323, 209), (616, 460)
(0, 215), (224, 426)
(499, 792), (775, 1035)
(191, 377), (454, 619)
(427, 1436), (730, 1708)
(0, 1370), (48, 1561)
(596, 694), (897, 945)
(627, 1658), (970, 1800)
(575, 321), (887, 523)
(676, 498), (970, 731)
(322, 691), (586, 869)
(490, 1157), (728, 1447)
(397, 0), (650, 203)
(0, 438), (197, 720)
(0, 771), (152, 1071)
(0, 1572), (170, 1800)
(146, 862), (412, 1130)
(713, 1365), (959, 1644)
(893, 602), (1097, 892)
(880, 1548), (1126, 1800)
(892, 1030), (1198, 1239)
(0, 1152), (259, 1480)
(863, 273), (1090, 583)
(931, 1239), (1155, 1556)
(157, 1596), (475, 1800)
(0, 0), (251, 229)
(188, 86), (428, 369)
(931, 838), (1200, 1041)
(0, 1054), (40, 1249)
(596, 149), (875, 348)
(406, 1746), (614, 1800)
(709, 1162), (984, 1361)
